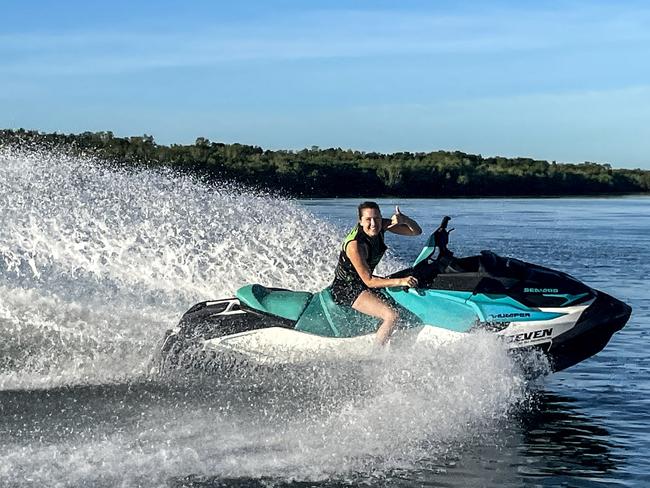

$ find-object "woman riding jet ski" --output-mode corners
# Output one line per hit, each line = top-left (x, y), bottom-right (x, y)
(153, 209), (632, 375)
(330, 202), (422, 346)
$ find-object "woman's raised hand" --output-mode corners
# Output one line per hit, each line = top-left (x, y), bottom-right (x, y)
(390, 205), (407, 227)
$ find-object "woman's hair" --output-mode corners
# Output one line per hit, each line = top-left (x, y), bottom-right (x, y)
(358, 201), (380, 219)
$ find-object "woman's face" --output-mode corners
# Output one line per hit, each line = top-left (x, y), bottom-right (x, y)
(359, 207), (382, 237)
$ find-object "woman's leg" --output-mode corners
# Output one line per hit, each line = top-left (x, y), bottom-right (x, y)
(352, 290), (399, 345)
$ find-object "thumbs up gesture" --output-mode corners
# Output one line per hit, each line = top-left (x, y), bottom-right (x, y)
(390, 205), (406, 227)
(386, 205), (422, 235)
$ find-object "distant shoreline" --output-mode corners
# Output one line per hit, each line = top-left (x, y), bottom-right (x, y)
(298, 194), (650, 201)
(2, 129), (649, 198)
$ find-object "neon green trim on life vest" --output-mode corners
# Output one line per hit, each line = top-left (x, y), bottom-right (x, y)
(341, 226), (359, 252)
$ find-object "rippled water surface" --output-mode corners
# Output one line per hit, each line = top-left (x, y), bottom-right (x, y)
(1, 148), (648, 487)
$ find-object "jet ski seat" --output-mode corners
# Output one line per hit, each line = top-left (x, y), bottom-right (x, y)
(236, 284), (313, 321)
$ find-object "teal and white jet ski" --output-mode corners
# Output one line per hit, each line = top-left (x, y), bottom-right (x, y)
(154, 231), (631, 374)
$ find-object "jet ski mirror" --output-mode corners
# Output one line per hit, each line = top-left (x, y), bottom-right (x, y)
(413, 216), (455, 266)
(434, 216), (454, 258)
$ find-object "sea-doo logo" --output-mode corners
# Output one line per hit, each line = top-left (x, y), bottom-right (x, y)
(489, 312), (531, 319)
(507, 328), (553, 343)
(524, 288), (559, 293)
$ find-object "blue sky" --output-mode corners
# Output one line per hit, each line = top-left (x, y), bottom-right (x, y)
(2, 0), (649, 168)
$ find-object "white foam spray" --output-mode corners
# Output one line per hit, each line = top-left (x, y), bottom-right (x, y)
(0, 146), (344, 389)
(0, 335), (533, 486)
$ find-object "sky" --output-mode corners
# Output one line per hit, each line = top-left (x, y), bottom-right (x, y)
(1, 0), (649, 168)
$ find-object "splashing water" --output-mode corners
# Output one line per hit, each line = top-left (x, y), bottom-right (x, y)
(0, 146), (537, 486)
(1, 335), (531, 486)
(0, 146), (345, 389)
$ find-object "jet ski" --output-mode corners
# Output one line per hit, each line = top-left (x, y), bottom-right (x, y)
(153, 223), (631, 374)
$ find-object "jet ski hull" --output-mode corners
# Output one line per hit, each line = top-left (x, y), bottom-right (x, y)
(153, 251), (631, 375)
(153, 290), (630, 374)
(543, 291), (631, 371)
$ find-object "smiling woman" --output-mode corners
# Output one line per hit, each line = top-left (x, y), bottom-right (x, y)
(330, 201), (421, 345)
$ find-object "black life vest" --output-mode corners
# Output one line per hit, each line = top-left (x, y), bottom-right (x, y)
(333, 224), (387, 284)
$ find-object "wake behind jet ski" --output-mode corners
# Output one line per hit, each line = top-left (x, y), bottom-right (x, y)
(153, 218), (631, 375)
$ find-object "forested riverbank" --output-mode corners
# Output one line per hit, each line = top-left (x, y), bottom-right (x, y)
(2, 129), (649, 197)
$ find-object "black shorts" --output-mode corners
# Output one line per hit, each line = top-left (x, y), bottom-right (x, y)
(330, 278), (366, 306)
(330, 278), (388, 307)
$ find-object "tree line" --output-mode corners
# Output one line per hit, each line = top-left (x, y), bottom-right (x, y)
(2, 129), (649, 197)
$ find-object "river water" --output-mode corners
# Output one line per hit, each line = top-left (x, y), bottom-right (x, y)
(0, 148), (648, 487)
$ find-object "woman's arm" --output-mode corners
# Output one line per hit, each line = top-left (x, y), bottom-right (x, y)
(384, 206), (422, 236)
(346, 241), (418, 288)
